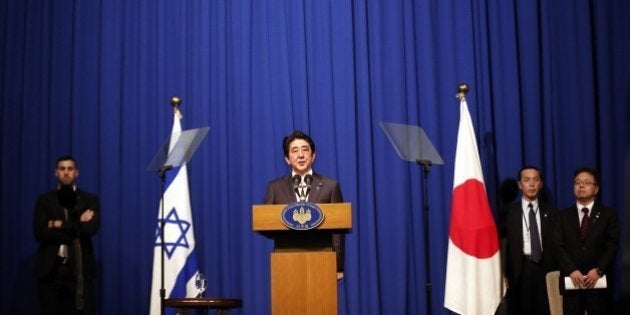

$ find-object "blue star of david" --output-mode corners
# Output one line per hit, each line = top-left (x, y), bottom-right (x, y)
(154, 207), (191, 258)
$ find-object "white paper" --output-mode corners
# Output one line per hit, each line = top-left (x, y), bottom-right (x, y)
(564, 275), (607, 290)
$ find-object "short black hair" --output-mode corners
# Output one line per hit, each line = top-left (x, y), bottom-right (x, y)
(573, 167), (600, 186)
(517, 165), (542, 181)
(282, 130), (315, 157)
(56, 155), (77, 168)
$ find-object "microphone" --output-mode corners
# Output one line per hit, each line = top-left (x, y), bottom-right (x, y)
(292, 175), (302, 197)
(304, 174), (313, 186)
(304, 174), (313, 199)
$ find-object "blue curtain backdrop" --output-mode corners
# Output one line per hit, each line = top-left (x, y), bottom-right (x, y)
(1, 0), (628, 314)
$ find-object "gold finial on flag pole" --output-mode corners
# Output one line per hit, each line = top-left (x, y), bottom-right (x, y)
(170, 96), (183, 119)
(456, 83), (468, 100)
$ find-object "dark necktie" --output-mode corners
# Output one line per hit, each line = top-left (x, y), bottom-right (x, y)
(528, 203), (542, 263)
(580, 207), (590, 240)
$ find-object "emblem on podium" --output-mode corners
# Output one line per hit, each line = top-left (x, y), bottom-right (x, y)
(281, 202), (324, 230)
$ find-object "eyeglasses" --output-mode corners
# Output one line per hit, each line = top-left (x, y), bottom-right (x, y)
(574, 180), (596, 186)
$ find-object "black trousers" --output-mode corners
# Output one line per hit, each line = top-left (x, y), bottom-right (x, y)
(37, 258), (94, 315)
(562, 289), (609, 315)
(507, 257), (550, 315)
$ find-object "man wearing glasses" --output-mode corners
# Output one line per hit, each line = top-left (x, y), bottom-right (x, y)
(554, 167), (619, 315)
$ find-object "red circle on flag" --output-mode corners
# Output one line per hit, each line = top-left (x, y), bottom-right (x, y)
(449, 179), (500, 258)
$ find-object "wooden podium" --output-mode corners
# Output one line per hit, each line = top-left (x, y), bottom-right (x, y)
(252, 203), (352, 315)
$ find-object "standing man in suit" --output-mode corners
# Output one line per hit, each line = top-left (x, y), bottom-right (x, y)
(33, 155), (100, 315)
(264, 130), (345, 279)
(505, 166), (557, 315)
(555, 167), (619, 315)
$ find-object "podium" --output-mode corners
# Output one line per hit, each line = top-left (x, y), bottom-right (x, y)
(252, 203), (352, 315)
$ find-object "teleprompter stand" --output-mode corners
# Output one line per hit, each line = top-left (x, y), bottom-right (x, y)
(380, 122), (443, 315)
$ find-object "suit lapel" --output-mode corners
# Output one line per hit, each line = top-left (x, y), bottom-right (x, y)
(512, 204), (525, 247)
(282, 176), (298, 203)
(50, 190), (72, 218)
(584, 204), (601, 239)
(589, 205), (601, 226)
(307, 173), (323, 202)
(75, 190), (85, 212)
(539, 204), (551, 240)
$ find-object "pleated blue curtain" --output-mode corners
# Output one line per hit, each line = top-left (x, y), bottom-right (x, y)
(1, 0), (628, 314)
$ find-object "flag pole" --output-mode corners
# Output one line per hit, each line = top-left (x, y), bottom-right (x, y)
(418, 84), (469, 315)
(157, 96), (182, 315)
(445, 82), (503, 314)
(158, 166), (167, 315)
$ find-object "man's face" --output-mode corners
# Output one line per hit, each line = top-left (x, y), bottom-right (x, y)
(55, 160), (79, 186)
(574, 171), (599, 203)
(284, 139), (316, 175)
(518, 168), (543, 201)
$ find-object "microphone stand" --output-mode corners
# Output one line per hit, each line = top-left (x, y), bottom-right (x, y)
(417, 159), (433, 315)
(157, 165), (172, 315)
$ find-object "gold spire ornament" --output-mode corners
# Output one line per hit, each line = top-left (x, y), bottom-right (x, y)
(456, 83), (468, 101)
(170, 96), (183, 119)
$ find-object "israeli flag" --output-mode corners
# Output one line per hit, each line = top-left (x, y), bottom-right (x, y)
(150, 111), (200, 315)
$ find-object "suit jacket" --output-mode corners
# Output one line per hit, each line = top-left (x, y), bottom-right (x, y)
(264, 172), (345, 271)
(33, 188), (100, 280)
(554, 203), (619, 292)
(505, 201), (557, 288)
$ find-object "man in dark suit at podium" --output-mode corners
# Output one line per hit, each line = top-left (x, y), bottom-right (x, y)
(33, 155), (100, 315)
(264, 130), (345, 279)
